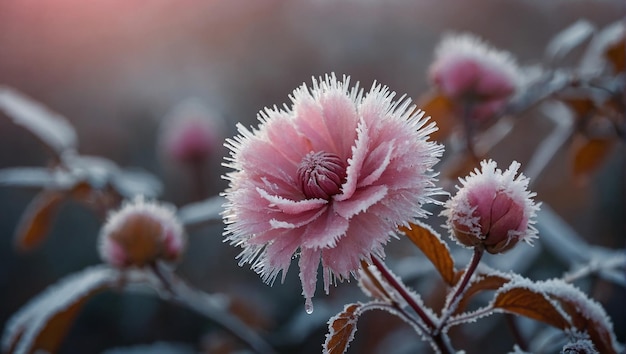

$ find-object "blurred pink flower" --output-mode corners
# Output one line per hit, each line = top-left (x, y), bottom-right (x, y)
(98, 196), (186, 267)
(429, 33), (521, 122)
(159, 98), (225, 164)
(223, 74), (443, 310)
(442, 160), (540, 254)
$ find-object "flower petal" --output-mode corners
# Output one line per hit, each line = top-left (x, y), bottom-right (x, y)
(301, 208), (349, 249)
(333, 185), (388, 220)
(256, 187), (326, 214)
(358, 140), (394, 188)
(335, 119), (368, 202)
(299, 247), (321, 305)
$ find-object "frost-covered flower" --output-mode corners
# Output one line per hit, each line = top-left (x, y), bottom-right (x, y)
(442, 160), (539, 254)
(429, 33), (521, 121)
(223, 74), (443, 310)
(98, 196), (186, 267)
(159, 98), (225, 164)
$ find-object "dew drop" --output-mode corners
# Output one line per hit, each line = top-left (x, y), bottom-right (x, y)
(305, 298), (314, 314)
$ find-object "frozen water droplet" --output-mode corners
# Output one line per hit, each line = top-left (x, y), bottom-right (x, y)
(305, 298), (314, 314)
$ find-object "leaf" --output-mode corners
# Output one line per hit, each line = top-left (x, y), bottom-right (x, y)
(492, 284), (570, 330)
(14, 190), (65, 252)
(545, 20), (595, 62)
(0, 87), (77, 156)
(400, 222), (456, 286)
(541, 279), (621, 354)
(323, 303), (361, 354)
(2, 265), (120, 354)
(580, 21), (625, 76)
(0, 167), (75, 189)
(417, 91), (457, 142)
(455, 272), (512, 315)
(604, 30), (625, 72)
(571, 134), (616, 182)
(177, 195), (225, 227)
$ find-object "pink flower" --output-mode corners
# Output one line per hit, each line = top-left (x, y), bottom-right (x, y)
(442, 160), (540, 254)
(98, 196), (186, 267)
(429, 34), (521, 122)
(223, 74), (443, 311)
(159, 98), (225, 164)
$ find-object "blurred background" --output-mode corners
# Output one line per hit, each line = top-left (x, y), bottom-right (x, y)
(0, 1), (624, 353)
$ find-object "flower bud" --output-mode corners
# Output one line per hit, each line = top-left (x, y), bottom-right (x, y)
(98, 196), (186, 267)
(159, 98), (225, 164)
(442, 160), (539, 254)
(428, 33), (521, 122)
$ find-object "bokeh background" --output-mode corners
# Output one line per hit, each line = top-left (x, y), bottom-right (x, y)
(0, 1), (624, 353)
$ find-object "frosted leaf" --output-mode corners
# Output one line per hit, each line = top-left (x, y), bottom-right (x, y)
(112, 168), (163, 198)
(0, 167), (76, 189)
(65, 154), (163, 197)
(0, 86), (77, 155)
(177, 195), (225, 226)
(537, 279), (623, 354)
(2, 265), (120, 354)
(545, 19), (595, 63)
(323, 301), (429, 354)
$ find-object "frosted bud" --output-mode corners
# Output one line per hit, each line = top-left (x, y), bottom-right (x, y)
(561, 339), (598, 354)
(98, 196), (186, 267)
(442, 160), (539, 254)
(428, 33), (521, 121)
(159, 98), (226, 164)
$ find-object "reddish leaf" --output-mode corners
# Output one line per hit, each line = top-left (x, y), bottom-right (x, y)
(323, 303), (362, 354)
(418, 91), (457, 142)
(543, 280), (621, 354)
(493, 286), (569, 330)
(571, 134), (616, 182)
(2, 266), (119, 354)
(14, 190), (65, 252)
(455, 272), (512, 315)
(605, 37), (625, 73)
(400, 222), (456, 286)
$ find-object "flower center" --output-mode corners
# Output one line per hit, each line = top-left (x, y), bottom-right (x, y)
(297, 151), (347, 199)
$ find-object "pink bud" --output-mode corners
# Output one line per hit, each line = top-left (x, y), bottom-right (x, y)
(98, 197), (186, 267)
(443, 160), (540, 254)
(429, 34), (521, 121)
(159, 99), (225, 164)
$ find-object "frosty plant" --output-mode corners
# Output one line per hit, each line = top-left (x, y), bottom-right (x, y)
(222, 74), (622, 354)
(1, 17), (625, 354)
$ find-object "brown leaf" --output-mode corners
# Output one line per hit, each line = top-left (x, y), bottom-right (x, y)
(546, 284), (620, 354)
(571, 134), (616, 182)
(14, 190), (65, 252)
(493, 286), (569, 330)
(455, 273), (512, 315)
(605, 37), (625, 73)
(400, 222), (456, 286)
(3, 266), (118, 354)
(418, 91), (457, 142)
(323, 303), (362, 354)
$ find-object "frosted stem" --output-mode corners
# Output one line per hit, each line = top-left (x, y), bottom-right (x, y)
(148, 266), (276, 354)
(370, 256), (436, 329)
(436, 246), (484, 334)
